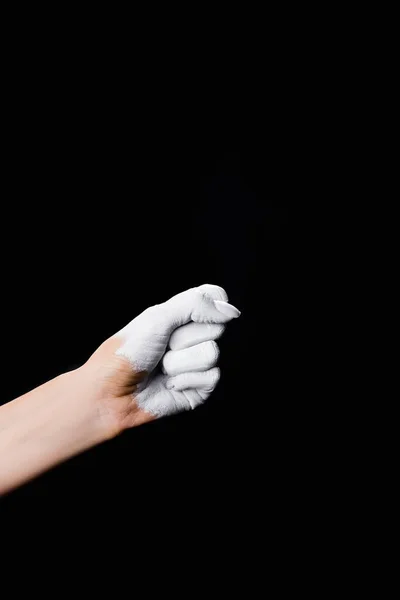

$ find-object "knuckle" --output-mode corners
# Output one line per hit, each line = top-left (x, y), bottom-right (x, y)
(197, 289), (209, 301)
(197, 284), (228, 302)
(190, 290), (207, 322)
(196, 289), (214, 308)
(205, 340), (219, 365)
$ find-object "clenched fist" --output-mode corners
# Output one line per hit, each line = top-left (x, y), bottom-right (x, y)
(85, 284), (240, 434)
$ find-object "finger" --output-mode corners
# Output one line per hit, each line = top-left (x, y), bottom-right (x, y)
(166, 367), (220, 392)
(161, 285), (240, 332)
(168, 284), (227, 350)
(134, 372), (190, 416)
(169, 322), (225, 351)
(196, 284), (228, 302)
(116, 284), (238, 340)
(180, 389), (206, 410)
(162, 340), (219, 376)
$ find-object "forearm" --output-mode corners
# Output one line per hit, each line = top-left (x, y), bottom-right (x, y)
(0, 368), (109, 495)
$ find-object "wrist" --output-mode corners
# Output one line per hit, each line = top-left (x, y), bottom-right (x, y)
(67, 365), (121, 442)
(81, 337), (152, 436)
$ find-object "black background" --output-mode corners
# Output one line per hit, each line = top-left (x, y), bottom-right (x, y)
(1, 143), (291, 491)
(0, 11), (367, 589)
(0, 94), (305, 574)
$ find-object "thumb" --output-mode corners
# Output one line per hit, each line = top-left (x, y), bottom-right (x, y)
(114, 284), (240, 373)
(159, 285), (241, 333)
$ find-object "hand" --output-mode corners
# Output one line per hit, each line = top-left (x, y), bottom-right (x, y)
(0, 283), (240, 494)
(83, 284), (240, 436)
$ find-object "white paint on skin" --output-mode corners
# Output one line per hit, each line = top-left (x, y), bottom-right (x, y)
(113, 284), (240, 418)
(168, 322), (225, 351)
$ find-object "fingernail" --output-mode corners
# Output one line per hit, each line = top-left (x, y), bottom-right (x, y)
(166, 379), (175, 389)
(214, 300), (241, 319)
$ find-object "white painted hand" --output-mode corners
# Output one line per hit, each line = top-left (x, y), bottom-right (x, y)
(85, 284), (240, 432)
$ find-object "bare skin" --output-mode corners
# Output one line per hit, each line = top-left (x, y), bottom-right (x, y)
(0, 343), (150, 495)
(84, 336), (155, 431)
